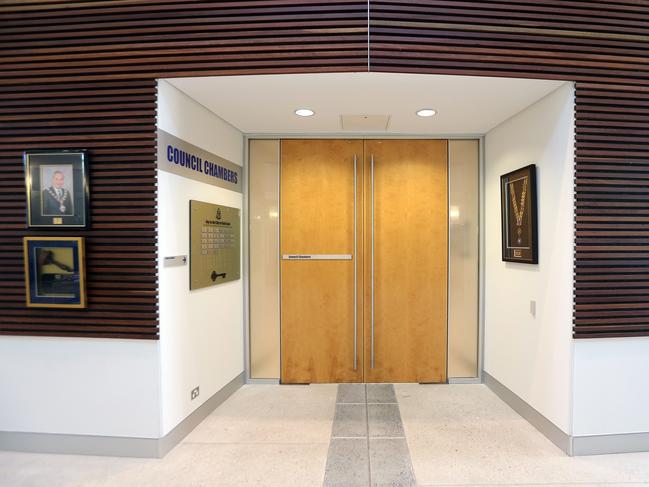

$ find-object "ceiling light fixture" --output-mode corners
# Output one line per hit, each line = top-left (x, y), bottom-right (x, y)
(295, 108), (315, 117)
(416, 108), (437, 117)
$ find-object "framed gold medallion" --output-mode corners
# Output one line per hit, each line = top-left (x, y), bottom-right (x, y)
(23, 236), (87, 308)
(500, 164), (538, 264)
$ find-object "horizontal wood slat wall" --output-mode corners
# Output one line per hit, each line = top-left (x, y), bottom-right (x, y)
(0, 79), (159, 340)
(2, 1), (647, 339)
(574, 83), (649, 338)
(369, 0), (649, 339)
(0, 1), (368, 83)
(0, 0), (368, 339)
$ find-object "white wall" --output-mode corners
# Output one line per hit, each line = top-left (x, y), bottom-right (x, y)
(484, 82), (575, 434)
(157, 80), (244, 435)
(0, 337), (160, 437)
(573, 337), (649, 436)
(0, 81), (245, 441)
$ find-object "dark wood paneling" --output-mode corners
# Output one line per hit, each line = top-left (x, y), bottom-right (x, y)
(0, 0), (368, 339)
(0, 79), (159, 340)
(574, 84), (649, 338)
(2, 0), (647, 339)
(0, 1), (368, 83)
(369, 1), (649, 339)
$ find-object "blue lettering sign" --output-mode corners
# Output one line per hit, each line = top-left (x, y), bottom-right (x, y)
(166, 142), (239, 187)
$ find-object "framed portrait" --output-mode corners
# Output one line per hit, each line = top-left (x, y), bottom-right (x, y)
(23, 236), (86, 308)
(24, 150), (89, 228)
(500, 164), (538, 264)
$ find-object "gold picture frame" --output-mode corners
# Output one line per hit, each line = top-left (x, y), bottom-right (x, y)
(23, 236), (86, 308)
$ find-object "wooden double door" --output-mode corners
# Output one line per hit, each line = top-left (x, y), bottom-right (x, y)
(280, 139), (448, 383)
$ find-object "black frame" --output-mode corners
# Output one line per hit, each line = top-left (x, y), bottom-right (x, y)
(24, 150), (90, 228)
(500, 164), (538, 264)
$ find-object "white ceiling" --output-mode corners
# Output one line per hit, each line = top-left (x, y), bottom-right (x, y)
(167, 73), (565, 135)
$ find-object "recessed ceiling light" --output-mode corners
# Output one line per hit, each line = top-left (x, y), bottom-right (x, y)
(295, 108), (315, 117)
(416, 108), (437, 117)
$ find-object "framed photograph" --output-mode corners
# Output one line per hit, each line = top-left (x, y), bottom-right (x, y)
(23, 237), (86, 308)
(500, 164), (538, 264)
(24, 150), (89, 227)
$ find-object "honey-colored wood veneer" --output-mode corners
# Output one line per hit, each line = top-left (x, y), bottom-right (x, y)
(280, 139), (363, 383)
(363, 140), (448, 383)
(280, 139), (448, 383)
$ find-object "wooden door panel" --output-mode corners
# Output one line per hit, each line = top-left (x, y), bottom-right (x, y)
(280, 139), (363, 383)
(281, 261), (357, 383)
(363, 140), (448, 383)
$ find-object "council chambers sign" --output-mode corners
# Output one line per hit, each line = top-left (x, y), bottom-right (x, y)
(157, 129), (242, 193)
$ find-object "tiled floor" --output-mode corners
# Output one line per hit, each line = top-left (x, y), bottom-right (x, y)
(323, 384), (415, 486)
(397, 384), (649, 487)
(2, 383), (649, 486)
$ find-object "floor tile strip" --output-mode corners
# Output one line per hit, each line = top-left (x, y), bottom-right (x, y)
(323, 438), (369, 487)
(332, 404), (367, 438)
(324, 384), (416, 487)
(365, 384), (372, 487)
(370, 438), (416, 486)
(368, 403), (406, 438)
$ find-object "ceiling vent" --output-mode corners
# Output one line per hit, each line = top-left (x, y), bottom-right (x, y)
(340, 114), (391, 131)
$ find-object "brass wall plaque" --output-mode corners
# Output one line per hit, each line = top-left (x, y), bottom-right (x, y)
(190, 200), (241, 290)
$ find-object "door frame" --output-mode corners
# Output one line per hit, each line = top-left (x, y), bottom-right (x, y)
(243, 134), (485, 385)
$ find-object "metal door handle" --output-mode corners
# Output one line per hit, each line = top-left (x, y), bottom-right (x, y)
(371, 154), (375, 369)
(353, 154), (358, 371)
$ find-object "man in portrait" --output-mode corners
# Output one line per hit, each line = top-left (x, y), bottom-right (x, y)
(42, 169), (73, 216)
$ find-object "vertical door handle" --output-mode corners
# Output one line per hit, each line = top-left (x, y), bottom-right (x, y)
(353, 154), (358, 371)
(370, 154), (375, 369)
